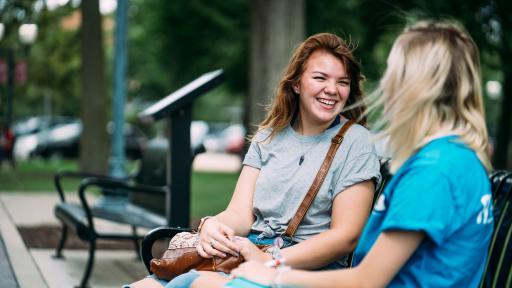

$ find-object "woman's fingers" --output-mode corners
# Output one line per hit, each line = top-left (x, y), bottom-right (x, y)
(202, 239), (227, 258)
(196, 242), (211, 258)
(210, 237), (240, 257)
(218, 226), (242, 254)
(198, 220), (240, 257)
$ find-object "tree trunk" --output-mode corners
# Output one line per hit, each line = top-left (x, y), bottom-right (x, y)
(245, 0), (305, 132)
(79, 0), (109, 173)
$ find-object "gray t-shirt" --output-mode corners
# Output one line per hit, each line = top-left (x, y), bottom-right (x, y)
(243, 120), (381, 242)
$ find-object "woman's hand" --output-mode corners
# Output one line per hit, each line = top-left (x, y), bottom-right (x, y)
(235, 237), (272, 263)
(197, 217), (240, 258)
(231, 261), (277, 286)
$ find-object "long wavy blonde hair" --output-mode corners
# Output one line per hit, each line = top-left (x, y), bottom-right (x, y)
(372, 21), (491, 173)
(258, 33), (366, 140)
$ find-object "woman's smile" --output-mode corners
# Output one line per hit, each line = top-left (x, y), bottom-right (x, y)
(294, 49), (350, 134)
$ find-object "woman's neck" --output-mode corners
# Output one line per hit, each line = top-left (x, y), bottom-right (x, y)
(293, 116), (335, 136)
(421, 125), (458, 146)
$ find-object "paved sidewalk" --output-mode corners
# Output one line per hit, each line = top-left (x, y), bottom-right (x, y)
(0, 233), (18, 287)
(0, 192), (152, 288)
(0, 197), (47, 287)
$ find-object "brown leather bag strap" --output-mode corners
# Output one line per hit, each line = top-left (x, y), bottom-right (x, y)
(284, 119), (355, 237)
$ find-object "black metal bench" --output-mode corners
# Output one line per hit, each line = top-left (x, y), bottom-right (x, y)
(480, 171), (512, 287)
(53, 140), (169, 288)
(53, 69), (225, 288)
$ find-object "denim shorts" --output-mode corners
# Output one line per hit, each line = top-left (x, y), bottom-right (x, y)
(246, 231), (297, 248)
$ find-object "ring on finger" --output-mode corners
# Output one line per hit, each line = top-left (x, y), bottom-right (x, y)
(210, 239), (216, 247)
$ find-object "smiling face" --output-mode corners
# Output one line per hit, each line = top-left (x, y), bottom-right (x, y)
(293, 49), (350, 134)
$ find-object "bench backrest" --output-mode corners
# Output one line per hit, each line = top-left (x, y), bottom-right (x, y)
(481, 171), (512, 288)
(373, 159), (391, 207)
(128, 136), (203, 217)
(130, 138), (168, 215)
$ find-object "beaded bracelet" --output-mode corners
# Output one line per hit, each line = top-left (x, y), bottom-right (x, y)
(196, 216), (213, 233)
(271, 266), (291, 288)
(264, 258), (286, 268)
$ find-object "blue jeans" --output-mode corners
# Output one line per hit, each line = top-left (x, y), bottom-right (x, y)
(164, 270), (202, 288)
(122, 274), (170, 288)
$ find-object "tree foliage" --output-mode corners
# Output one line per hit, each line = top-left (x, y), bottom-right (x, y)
(0, 1), (82, 119)
(2, 0), (511, 167)
(127, 0), (249, 122)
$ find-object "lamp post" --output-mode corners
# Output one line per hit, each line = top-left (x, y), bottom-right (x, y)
(0, 22), (38, 127)
(110, 0), (128, 178)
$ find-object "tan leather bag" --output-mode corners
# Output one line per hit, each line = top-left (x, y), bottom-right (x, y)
(150, 120), (355, 281)
(150, 232), (269, 280)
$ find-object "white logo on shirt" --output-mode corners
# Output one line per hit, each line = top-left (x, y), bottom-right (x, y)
(476, 194), (493, 225)
(374, 194), (386, 212)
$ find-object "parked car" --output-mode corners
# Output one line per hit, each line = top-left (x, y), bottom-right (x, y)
(203, 123), (246, 155)
(13, 117), (209, 161)
(143, 120), (209, 160)
(12, 116), (76, 137)
(190, 120), (209, 156)
(13, 116), (79, 160)
(13, 117), (148, 160)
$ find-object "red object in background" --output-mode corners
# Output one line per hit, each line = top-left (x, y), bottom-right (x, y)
(15, 60), (27, 85)
(1, 127), (14, 150)
(0, 59), (7, 85)
(226, 137), (244, 154)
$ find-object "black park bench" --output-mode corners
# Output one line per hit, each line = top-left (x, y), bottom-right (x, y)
(53, 69), (224, 288)
(53, 140), (169, 288)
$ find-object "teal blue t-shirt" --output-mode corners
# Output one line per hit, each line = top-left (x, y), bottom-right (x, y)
(353, 136), (493, 287)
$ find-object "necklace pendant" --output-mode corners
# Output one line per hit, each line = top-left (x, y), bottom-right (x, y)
(299, 155), (305, 166)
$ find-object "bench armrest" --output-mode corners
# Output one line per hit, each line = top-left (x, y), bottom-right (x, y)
(54, 170), (133, 202)
(76, 177), (168, 235)
(140, 227), (193, 273)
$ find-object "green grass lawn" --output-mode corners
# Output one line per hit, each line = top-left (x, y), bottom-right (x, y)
(0, 159), (80, 191)
(0, 159), (237, 220)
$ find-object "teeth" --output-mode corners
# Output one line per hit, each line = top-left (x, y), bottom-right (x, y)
(318, 99), (336, 106)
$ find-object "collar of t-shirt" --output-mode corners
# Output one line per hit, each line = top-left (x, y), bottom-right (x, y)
(291, 114), (342, 131)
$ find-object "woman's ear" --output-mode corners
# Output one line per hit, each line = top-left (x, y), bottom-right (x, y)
(293, 84), (300, 94)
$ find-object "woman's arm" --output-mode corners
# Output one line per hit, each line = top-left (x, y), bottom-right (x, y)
(215, 165), (259, 234)
(197, 165), (259, 258)
(232, 230), (424, 287)
(279, 180), (375, 269)
(234, 180), (375, 268)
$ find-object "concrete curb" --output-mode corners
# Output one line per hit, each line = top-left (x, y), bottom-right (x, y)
(0, 200), (48, 288)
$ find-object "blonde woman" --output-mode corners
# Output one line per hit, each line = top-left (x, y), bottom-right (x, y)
(201, 20), (494, 288)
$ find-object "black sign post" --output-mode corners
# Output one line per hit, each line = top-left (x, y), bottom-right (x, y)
(139, 69), (224, 227)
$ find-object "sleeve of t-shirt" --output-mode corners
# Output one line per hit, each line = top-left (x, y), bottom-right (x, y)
(333, 138), (381, 198)
(381, 167), (455, 245)
(242, 136), (262, 169)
